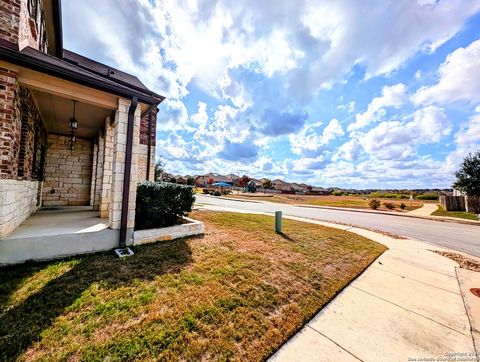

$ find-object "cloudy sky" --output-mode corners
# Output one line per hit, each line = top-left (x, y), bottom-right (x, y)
(63, 0), (480, 188)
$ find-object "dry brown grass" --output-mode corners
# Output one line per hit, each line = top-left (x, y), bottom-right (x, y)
(0, 211), (386, 361)
(432, 251), (480, 272)
(226, 194), (427, 211)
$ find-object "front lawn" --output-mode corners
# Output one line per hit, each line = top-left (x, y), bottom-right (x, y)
(432, 206), (479, 221)
(0, 211), (386, 361)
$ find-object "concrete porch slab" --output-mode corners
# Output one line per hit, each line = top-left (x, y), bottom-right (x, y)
(0, 207), (122, 266)
(4, 207), (108, 239)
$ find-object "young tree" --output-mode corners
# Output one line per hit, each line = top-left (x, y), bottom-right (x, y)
(187, 176), (195, 185)
(452, 151), (480, 196)
(262, 179), (272, 189)
(239, 175), (250, 187)
(154, 159), (166, 181)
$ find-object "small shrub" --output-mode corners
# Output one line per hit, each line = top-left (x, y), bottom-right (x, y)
(135, 181), (195, 230)
(415, 193), (439, 200)
(396, 194), (409, 199)
(400, 203), (407, 210)
(202, 188), (210, 194)
(369, 199), (381, 210)
(384, 202), (395, 209)
(213, 191), (221, 196)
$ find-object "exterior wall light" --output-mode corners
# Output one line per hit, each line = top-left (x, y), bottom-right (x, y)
(69, 100), (78, 150)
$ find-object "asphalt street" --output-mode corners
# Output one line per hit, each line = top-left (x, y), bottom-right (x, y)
(196, 194), (480, 257)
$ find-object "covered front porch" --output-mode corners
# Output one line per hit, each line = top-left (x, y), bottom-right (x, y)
(0, 58), (157, 265)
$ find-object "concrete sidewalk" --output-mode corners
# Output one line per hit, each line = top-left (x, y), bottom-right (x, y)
(407, 203), (439, 217)
(196, 205), (480, 361)
(270, 223), (480, 362)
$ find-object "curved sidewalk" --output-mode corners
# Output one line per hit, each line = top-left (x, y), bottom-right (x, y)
(407, 203), (439, 217)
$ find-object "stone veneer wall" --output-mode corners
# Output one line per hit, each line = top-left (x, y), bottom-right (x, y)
(0, 179), (39, 238)
(138, 144), (154, 181)
(100, 118), (114, 218)
(42, 134), (93, 206)
(108, 98), (141, 230)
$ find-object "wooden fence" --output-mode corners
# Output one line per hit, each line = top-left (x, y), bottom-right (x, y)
(439, 196), (466, 211)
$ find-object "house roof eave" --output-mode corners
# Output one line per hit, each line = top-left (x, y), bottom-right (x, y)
(0, 45), (165, 106)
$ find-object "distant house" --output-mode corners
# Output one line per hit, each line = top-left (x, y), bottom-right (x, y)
(226, 174), (240, 186)
(159, 172), (174, 182)
(309, 187), (330, 195)
(195, 173), (233, 186)
(452, 188), (465, 196)
(290, 183), (307, 194)
(175, 176), (186, 184)
(273, 179), (292, 192)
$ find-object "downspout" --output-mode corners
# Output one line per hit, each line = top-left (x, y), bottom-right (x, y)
(146, 108), (153, 181)
(119, 96), (138, 249)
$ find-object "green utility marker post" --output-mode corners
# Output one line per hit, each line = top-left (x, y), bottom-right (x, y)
(275, 211), (282, 233)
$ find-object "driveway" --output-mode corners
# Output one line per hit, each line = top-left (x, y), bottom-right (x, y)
(195, 195), (480, 257)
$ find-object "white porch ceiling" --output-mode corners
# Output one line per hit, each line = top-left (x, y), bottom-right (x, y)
(31, 89), (115, 138)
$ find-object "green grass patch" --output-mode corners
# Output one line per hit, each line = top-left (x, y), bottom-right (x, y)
(432, 206), (479, 220)
(0, 211), (386, 361)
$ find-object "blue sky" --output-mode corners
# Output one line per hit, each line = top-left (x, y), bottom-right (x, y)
(63, 0), (480, 188)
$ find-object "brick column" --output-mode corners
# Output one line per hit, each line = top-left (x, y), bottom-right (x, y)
(0, 0), (20, 45)
(0, 67), (21, 179)
(108, 99), (140, 231)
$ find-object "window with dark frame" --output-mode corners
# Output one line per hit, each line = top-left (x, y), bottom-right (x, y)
(38, 11), (44, 37)
(31, 126), (39, 179)
(27, 0), (38, 20)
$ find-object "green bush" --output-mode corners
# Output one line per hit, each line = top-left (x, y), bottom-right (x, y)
(415, 193), (439, 200)
(213, 191), (221, 196)
(202, 188), (210, 194)
(384, 202), (395, 209)
(369, 199), (381, 210)
(135, 181), (195, 230)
